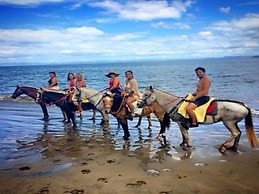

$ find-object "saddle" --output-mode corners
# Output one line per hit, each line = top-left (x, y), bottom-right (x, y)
(178, 94), (216, 123)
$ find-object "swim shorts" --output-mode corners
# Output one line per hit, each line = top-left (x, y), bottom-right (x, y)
(194, 96), (210, 106)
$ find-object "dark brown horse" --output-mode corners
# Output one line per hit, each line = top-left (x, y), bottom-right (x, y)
(36, 88), (79, 127)
(102, 92), (170, 140)
(11, 86), (95, 121)
(12, 86), (52, 120)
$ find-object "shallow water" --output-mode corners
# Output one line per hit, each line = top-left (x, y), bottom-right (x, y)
(0, 100), (258, 174)
(0, 58), (259, 173)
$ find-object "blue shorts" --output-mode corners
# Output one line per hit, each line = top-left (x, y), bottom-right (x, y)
(194, 96), (210, 106)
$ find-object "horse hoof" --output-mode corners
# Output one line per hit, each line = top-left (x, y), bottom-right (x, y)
(155, 134), (162, 140)
(180, 142), (187, 147)
(226, 146), (238, 152)
(123, 135), (130, 140)
(219, 147), (226, 153)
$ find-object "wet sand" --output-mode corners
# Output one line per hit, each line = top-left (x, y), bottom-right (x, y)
(0, 100), (259, 194)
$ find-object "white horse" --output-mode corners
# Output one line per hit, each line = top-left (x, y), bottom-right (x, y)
(138, 86), (258, 153)
(74, 87), (109, 128)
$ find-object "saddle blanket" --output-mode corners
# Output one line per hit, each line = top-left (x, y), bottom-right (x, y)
(72, 95), (89, 103)
(178, 94), (214, 123)
(132, 101), (143, 116)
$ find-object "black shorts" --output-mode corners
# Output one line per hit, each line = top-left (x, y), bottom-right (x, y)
(194, 96), (210, 106)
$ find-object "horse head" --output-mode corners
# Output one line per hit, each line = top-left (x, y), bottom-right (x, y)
(138, 86), (156, 107)
(102, 92), (115, 114)
(11, 85), (22, 99)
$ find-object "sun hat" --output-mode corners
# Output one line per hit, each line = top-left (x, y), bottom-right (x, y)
(105, 70), (120, 78)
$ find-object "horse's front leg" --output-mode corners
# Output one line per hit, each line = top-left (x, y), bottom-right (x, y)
(119, 117), (130, 140)
(40, 103), (49, 120)
(178, 122), (192, 148)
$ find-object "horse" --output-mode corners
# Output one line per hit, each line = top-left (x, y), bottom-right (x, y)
(138, 86), (259, 153)
(36, 88), (78, 127)
(73, 87), (110, 129)
(11, 85), (96, 121)
(102, 92), (170, 141)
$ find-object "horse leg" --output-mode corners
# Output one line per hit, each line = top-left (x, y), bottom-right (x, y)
(61, 110), (67, 122)
(40, 103), (49, 120)
(178, 123), (192, 148)
(147, 115), (152, 129)
(121, 121), (130, 140)
(135, 117), (142, 128)
(219, 121), (241, 153)
(99, 111), (110, 129)
(117, 118), (121, 129)
(227, 124), (241, 152)
(67, 111), (76, 128)
(90, 109), (96, 120)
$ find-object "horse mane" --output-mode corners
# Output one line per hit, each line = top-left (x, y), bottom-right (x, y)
(147, 87), (182, 98)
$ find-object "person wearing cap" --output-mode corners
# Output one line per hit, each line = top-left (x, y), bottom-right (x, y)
(186, 67), (211, 128)
(44, 71), (60, 90)
(105, 70), (121, 95)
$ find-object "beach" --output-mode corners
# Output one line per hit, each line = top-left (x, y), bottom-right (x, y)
(1, 58), (259, 193)
(0, 99), (259, 194)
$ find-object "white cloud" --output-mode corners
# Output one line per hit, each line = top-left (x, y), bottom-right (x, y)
(151, 21), (191, 30)
(210, 13), (259, 31)
(219, 7), (230, 14)
(88, 0), (194, 21)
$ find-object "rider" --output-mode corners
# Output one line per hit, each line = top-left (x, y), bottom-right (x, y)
(105, 70), (122, 95)
(75, 73), (86, 115)
(44, 71), (60, 90)
(121, 70), (141, 120)
(186, 67), (211, 127)
(67, 73), (77, 90)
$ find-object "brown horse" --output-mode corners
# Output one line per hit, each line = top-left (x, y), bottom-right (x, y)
(11, 85), (95, 121)
(102, 92), (170, 140)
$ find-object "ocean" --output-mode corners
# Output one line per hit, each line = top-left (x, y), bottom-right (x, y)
(0, 57), (259, 169)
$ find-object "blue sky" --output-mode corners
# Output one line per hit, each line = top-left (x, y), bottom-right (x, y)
(0, 0), (259, 64)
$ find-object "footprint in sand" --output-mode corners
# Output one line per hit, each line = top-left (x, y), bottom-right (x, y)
(81, 169), (91, 174)
(97, 178), (108, 183)
(126, 180), (147, 188)
(19, 166), (31, 171)
(68, 189), (84, 194)
(36, 186), (49, 194)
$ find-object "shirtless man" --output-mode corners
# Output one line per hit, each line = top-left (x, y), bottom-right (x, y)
(186, 67), (211, 127)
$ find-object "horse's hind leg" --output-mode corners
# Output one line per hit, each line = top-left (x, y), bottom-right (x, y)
(227, 124), (241, 152)
(219, 121), (241, 153)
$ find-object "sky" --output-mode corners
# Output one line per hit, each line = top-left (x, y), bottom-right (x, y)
(0, 0), (259, 64)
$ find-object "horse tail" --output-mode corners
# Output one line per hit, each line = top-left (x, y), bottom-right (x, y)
(163, 112), (171, 129)
(245, 107), (259, 148)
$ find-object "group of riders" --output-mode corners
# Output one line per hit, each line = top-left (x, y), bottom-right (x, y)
(44, 67), (211, 126)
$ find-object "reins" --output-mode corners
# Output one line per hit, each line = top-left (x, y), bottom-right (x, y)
(111, 95), (127, 115)
(37, 90), (69, 106)
(85, 88), (107, 100)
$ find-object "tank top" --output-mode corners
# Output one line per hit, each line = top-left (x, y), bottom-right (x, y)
(48, 77), (58, 86)
(109, 79), (120, 89)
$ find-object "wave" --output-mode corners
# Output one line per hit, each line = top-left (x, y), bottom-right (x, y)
(0, 95), (35, 102)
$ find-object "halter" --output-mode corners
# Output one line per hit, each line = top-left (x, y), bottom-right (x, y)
(141, 89), (185, 115)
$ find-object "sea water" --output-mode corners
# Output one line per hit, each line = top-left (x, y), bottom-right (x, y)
(0, 57), (258, 169)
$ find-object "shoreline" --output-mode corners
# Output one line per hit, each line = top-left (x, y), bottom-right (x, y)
(1, 145), (259, 194)
(0, 100), (259, 193)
